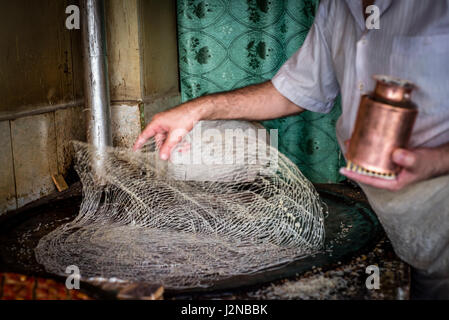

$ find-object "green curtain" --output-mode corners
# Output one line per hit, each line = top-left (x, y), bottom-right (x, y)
(177, 0), (345, 183)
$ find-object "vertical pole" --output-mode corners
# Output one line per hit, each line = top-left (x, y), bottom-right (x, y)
(81, 0), (112, 175)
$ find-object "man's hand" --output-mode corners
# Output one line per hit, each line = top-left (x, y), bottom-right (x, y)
(340, 144), (449, 191)
(133, 102), (202, 160)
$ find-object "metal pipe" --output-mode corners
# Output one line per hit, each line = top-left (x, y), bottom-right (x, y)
(81, 0), (112, 151)
(0, 99), (84, 122)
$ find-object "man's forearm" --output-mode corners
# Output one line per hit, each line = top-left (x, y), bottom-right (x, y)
(134, 81), (305, 153)
(190, 81), (304, 122)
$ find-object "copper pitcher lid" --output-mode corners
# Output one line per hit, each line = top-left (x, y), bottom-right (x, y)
(372, 75), (415, 104)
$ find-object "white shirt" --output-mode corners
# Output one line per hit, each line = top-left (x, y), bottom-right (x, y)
(272, 0), (449, 150)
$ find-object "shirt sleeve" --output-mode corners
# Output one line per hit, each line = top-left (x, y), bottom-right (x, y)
(271, 2), (339, 114)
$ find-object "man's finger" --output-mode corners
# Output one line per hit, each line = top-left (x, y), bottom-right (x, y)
(159, 128), (188, 160)
(392, 148), (416, 169)
(154, 133), (166, 150)
(133, 126), (156, 151)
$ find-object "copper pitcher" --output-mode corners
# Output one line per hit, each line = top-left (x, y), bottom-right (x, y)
(346, 75), (418, 179)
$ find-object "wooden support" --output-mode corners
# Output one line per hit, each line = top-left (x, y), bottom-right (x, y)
(51, 174), (69, 192)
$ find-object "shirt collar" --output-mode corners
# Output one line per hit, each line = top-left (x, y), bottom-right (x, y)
(344, 0), (393, 30)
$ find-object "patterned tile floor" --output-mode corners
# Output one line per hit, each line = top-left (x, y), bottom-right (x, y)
(0, 272), (91, 300)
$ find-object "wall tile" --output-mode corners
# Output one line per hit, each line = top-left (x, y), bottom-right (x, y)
(11, 113), (58, 207)
(143, 93), (181, 125)
(111, 104), (141, 148)
(106, 0), (142, 101)
(55, 105), (87, 175)
(0, 121), (17, 214)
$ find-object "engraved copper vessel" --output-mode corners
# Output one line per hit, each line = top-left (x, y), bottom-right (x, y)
(346, 75), (418, 178)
